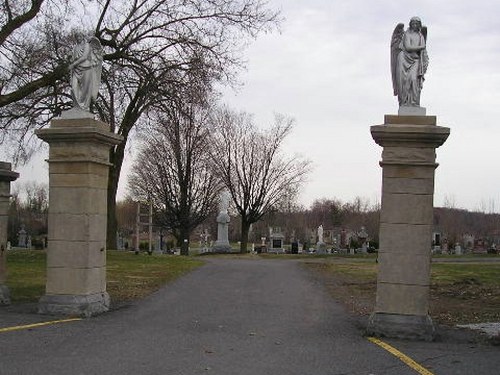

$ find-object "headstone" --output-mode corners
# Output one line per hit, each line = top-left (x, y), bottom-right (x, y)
(316, 224), (326, 254)
(269, 227), (284, 253)
(17, 225), (27, 248)
(454, 243), (462, 255)
(154, 235), (163, 254)
(0, 162), (19, 305)
(358, 226), (369, 253)
(212, 191), (232, 253)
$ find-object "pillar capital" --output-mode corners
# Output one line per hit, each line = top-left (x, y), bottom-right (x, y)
(371, 115), (449, 149)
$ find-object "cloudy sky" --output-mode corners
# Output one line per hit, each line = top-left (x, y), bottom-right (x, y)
(13, 0), (500, 212)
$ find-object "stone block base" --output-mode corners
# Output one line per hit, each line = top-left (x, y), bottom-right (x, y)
(38, 292), (110, 318)
(366, 312), (435, 341)
(211, 244), (232, 253)
(316, 242), (327, 254)
(398, 106), (426, 116)
(0, 284), (10, 305)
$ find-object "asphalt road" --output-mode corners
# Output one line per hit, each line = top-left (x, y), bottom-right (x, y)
(0, 258), (498, 374)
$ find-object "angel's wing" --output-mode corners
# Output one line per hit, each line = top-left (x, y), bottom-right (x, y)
(421, 26), (427, 42)
(88, 37), (103, 99)
(390, 23), (404, 96)
(89, 37), (103, 63)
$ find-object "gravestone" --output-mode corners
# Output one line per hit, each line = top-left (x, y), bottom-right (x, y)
(269, 227), (284, 253)
(316, 224), (326, 254)
(17, 225), (27, 248)
(358, 227), (368, 253)
(212, 191), (232, 253)
(0, 162), (19, 304)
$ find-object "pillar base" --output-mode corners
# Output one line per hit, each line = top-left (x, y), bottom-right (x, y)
(38, 292), (110, 318)
(366, 312), (436, 341)
(316, 242), (327, 254)
(211, 243), (232, 253)
(0, 284), (10, 305)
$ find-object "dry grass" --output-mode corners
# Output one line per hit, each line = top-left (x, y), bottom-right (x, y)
(303, 257), (500, 325)
(6, 250), (204, 304)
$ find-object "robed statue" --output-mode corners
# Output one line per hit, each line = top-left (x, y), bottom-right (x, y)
(68, 36), (103, 111)
(391, 17), (428, 110)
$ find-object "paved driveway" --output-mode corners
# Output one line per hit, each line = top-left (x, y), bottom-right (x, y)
(0, 258), (498, 374)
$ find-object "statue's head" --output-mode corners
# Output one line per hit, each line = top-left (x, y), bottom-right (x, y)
(409, 16), (422, 31)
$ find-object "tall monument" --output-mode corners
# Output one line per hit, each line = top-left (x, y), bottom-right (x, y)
(367, 18), (450, 340)
(212, 190), (232, 253)
(36, 36), (122, 317)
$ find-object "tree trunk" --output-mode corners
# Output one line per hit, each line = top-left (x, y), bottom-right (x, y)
(179, 227), (190, 256)
(240, 219), (251, 253)
(106, 141), (126, 250)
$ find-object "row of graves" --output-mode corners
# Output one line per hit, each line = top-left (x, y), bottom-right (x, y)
(431, 232), (500, 255)
(261, 226), (372, 255)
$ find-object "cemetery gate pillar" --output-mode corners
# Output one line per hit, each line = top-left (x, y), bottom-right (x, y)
(36, 113), (122, 317)
(0, 162), (19, 304)
(367, 115), (449, 340)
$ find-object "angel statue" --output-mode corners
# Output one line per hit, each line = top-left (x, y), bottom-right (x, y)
(68, 36), (103, 111)
(391, 17), (428, 112)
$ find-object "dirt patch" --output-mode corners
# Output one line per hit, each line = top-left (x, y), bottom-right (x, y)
(430, 282), (500, 325)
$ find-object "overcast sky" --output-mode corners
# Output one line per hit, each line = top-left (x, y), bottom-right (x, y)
(13, 0), (500, 212)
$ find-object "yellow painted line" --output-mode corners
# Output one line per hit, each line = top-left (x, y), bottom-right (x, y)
(0, 318), (81, 333)
(367, 337), (434, 375)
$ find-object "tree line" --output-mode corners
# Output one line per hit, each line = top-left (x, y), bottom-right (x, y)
(8, 181), (500, 252)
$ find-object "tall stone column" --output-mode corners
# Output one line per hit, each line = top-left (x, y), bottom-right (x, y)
(35, 113), (122, 317)
(212, 211), (231, 253)
(367, 115), (449, 340)
(0, 162), (19, 305)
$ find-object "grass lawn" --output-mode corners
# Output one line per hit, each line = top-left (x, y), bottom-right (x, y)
(302, 256), (500, 325)
(5, 250), (204, 305)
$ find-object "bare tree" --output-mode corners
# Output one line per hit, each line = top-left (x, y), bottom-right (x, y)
(128, 98), (220, 255)
(210, 109), (311, 253)
(0, 0), (280, 250)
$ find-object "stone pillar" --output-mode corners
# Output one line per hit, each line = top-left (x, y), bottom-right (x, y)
(35, 114), (122, 317)
(212, 211), (231, 253)
(0, 163), (19, 304)
(367, 115), (449, 340)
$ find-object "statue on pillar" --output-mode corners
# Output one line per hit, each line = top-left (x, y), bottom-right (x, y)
(391, 17), (428, 114)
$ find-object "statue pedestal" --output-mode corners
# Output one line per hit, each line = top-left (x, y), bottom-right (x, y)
(0, 163), (19, 305)
(316, 242), (327, 254)
(35, 115), (122, 317)
(367, 115), (449, 341)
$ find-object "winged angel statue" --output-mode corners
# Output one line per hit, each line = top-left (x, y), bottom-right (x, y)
(391, 17), (428, 109)
(68, 36), (103, 111)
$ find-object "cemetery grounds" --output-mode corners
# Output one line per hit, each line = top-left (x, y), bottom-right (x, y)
(5, 250), (500, 329)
